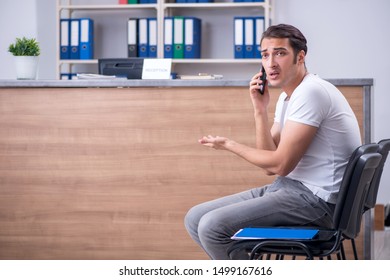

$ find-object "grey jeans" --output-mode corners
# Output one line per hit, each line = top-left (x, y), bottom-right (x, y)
(184, 176), (335, 260)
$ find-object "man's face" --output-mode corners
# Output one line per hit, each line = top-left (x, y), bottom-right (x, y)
(261, 38), (302, 90)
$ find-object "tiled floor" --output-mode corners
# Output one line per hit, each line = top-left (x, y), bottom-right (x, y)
(374, 227), (390, 259)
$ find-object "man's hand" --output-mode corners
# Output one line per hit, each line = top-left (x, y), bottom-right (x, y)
(249, 71), (270, 115)
(198, 135), (231, 150)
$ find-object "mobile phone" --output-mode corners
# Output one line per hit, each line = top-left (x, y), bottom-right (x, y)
(258, 66), (267, 95)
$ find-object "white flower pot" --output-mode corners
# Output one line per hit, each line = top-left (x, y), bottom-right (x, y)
(14, 56), (39, 80)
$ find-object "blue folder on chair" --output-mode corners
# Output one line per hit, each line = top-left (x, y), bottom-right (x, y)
(232, 227), (320, 240)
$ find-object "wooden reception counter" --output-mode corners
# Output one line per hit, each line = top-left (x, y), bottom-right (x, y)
(0, 78), (373, 259)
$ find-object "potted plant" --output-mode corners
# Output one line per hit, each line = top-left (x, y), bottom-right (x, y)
(8, 37), (40, 80)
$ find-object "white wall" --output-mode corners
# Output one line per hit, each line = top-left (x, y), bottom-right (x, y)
(272, 0), (390, 204)
(1, 0), (390, 204)
(0, 0), (38, 79)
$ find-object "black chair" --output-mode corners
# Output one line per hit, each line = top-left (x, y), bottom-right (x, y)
(228, 146), (382, 260)
(348, 139), (390, 259)
(364, 139), (390, 210)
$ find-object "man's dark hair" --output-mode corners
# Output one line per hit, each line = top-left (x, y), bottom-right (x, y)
(261, 24), (308, 59)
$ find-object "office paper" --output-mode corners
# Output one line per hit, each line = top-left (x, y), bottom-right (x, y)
(142, 59), (172, 79)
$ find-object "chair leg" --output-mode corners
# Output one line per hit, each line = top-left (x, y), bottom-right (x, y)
(350, 239), (359, 260)
(340, 242), (346, 260)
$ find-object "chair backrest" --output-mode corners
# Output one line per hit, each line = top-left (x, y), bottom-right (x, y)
(336, 153), (382, 239)
(364, 139), (390, 210)
(333, 143), (379, 226)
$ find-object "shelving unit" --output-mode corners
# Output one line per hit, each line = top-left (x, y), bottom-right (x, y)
(56, 0), (273, 79)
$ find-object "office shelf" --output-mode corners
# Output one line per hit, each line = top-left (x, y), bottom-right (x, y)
(56, 0), (273, 78)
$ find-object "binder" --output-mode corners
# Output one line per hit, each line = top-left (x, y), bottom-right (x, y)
(148, 18), (157, 58)
(184, 17), (201, 59)
(79, 18), (94, 60)
(232, 227), (320, 240)
(173, 16), (184, 59)
(244, 17), (255, 58)
(127, 18), (138, 57)
(128, 0), (138, 4)
(60, 73), (70, 80)
(234, 17), (244, 59)
(164, 17), (174, 58)
(60, 19), (70, 59)
(254, 17), (265, 58)
(119, 0), (128, 3)
(138, 18), (149, 58)
(70, 18), (80, 59)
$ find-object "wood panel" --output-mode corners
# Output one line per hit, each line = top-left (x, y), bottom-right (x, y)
(0, 85), (364, 259)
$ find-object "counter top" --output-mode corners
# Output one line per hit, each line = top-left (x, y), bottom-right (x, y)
(0, 78), (374, 88)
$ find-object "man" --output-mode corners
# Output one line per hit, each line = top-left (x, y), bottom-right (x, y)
(184, 24), (361, 260)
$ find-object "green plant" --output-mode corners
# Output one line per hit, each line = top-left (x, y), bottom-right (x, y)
(8, 37), (40, 56)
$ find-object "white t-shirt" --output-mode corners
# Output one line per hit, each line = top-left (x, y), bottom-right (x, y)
(274, 74), (361, 203)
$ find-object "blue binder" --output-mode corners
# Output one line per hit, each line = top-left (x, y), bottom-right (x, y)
(244, 17), (255, 58)
(184, 17), (201, 59)
(232, 227), (320, 240)
(60, 73), (71, 80)
(79, 18), (94, 60)
(234, 17), (244, 59)
(60, 19), (70, 59)
(254, 17), (265, 58)
(148, 18), (157, 58)
(164, 17), (174, 58)
(138, 18), (149, 58)
(70, 18), (80, 59)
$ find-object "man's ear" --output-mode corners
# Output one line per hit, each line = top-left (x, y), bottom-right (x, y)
(298, 50), (306, 64)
